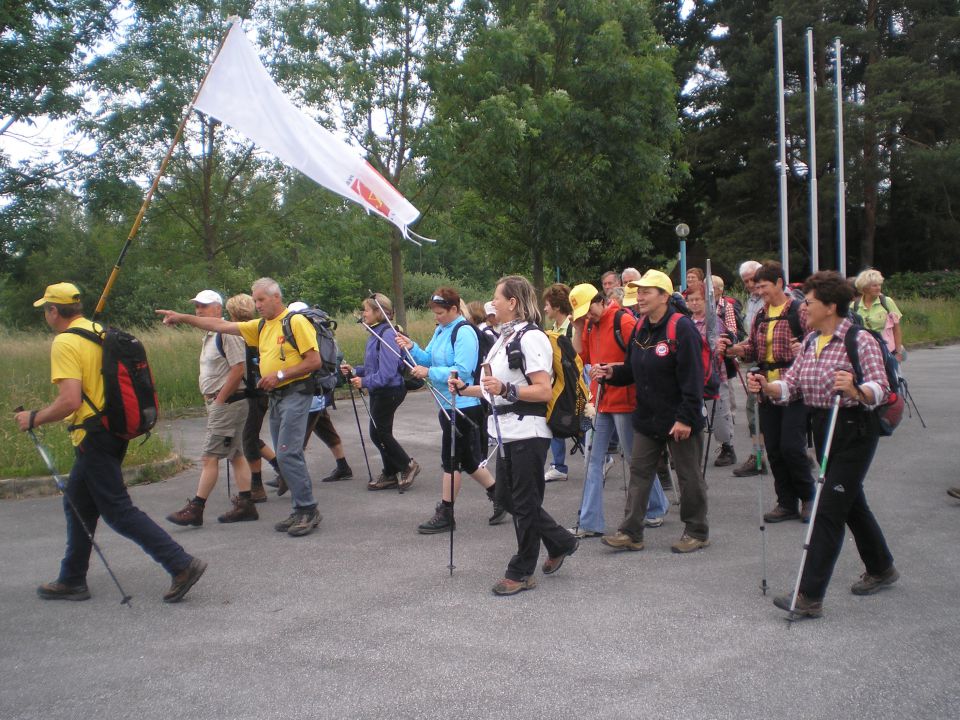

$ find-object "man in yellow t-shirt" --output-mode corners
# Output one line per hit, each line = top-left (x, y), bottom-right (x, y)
(15, 282), (205, 603)
(157, 277), (323, 537)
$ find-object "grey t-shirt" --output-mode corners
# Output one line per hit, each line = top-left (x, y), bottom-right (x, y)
(199, 331), (246, 396)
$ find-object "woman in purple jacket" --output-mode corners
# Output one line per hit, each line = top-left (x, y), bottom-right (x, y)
(341, 294), (420, 491)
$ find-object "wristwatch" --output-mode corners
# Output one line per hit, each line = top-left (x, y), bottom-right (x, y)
(277, 370), (285, 382)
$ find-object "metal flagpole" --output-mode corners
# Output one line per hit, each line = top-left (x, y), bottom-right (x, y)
(775, 17), (790, 282)
(834, 37), (847, 277)
(806, 27), (820, 274)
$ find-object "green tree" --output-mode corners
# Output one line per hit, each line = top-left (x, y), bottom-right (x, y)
(428, 0), (682, 291)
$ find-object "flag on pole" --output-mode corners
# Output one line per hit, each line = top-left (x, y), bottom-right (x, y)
(193, 19), (431, 243)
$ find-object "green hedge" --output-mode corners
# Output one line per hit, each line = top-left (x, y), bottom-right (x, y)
(884, 271), (960, 300)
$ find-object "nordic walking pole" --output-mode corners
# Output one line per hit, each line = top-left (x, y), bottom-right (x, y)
(226, 454), (232, 499)
(701, 398), (718, 479)
(573, 420), (594, 535)
(448, 370), (458, 575)
(344, 372), (374, 484)
(747, 368), (769, 595)
(787, 392), (842, 617)
(93, 26), (231, 319)
(15, 407), (133, 606)
(481, 363), (505, 459)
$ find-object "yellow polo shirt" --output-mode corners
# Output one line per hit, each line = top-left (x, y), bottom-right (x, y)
(51, 318), (105, 446)
(237, 310), (318, 388)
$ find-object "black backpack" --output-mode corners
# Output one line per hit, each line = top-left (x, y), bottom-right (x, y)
(259, 306), (342, 394)
(64, 325), (159, 440)
(723, 296), (748, 342)
(450, 319), (496, 386)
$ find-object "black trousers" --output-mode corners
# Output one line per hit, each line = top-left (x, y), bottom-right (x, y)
(495, 437), (576, 580)
(800, 408), (894, 600)
(759, 399), (814, 510)
(368, 387), (411, 475)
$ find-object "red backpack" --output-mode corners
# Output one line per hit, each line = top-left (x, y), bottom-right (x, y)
(664, 313), (721, 400)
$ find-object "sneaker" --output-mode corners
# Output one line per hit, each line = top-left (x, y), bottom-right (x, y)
(644, 516), (665, 529)
(764, 505), (800, 523)
(321, 465), (353, 483)
(492, 576), (537, 595)
(287, 508), (322, 537)
(488, 501), (508, 525)
(773, 592), (823, 619)
(602, 455), (615, 479)
(544, 465), (568, 482)
(601, 531), (644, 551)
(274, 512), (300, 532)
(671, 533), (710, 554)
(714, 443), (737, 467)
(37, 580), (90, 602)
(569, 526), (604, 539)
(542, 538), (579, 575)
(368, 471), (399, 491)
(418, 503), (454, 534)
(163, 557), (207, 603)
(732, 454), (768, 477)
(166, 499), (204, 527)
(800, 500), (813, 524)
(217, 496), (259, 523)
(250, 485), (268, 504)
(947, 487), (960, 500)
(398, 459), (421, 490)
(851, 566), (900, 595)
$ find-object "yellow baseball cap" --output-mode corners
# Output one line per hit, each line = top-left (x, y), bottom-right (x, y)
(569, 283), (600, 321)
(622, 284), (638, 307)
(33, 282), (81, 307)
(627, 270), (673, 295)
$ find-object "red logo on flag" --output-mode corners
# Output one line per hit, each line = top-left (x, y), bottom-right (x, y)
(351, 178), (391, 218)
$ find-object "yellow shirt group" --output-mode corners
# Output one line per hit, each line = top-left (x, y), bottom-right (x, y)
(51, 318), (105, 446)
(237, 309), (318, 388)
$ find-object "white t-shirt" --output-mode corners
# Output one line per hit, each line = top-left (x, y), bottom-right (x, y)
(483, 322), (554, 442)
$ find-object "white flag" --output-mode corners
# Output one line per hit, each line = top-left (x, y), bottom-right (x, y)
(194, 20), (430, 242)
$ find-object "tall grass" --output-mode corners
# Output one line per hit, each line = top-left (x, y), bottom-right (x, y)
(898, 297), (960, 346)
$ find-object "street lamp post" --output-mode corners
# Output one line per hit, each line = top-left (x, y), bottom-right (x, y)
(676, 223), (690, 291)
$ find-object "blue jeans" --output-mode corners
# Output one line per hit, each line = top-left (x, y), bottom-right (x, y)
(577, 412), (668, 533)
(269, 386), (317, 509)
(549, 437), (568, 473)
(59, 432), (192, 584)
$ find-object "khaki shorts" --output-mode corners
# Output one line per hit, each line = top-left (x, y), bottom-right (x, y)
(203, 400), (249, 459)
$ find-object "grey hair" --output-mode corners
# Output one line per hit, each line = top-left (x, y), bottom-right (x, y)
(621, 267), (642, 283)
(251, 277), (282, 298)
(712, 275), (724, 294)
(739, 260), (762, 279)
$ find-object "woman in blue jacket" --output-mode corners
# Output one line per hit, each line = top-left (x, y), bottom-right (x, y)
(342, 294), (420, 491)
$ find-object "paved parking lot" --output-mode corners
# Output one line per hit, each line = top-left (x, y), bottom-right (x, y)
(1, 345), (958, 720)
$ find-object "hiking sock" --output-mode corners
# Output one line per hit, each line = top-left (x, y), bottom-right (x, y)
(267, 458), (280, 473)
(485, 484), (496, 501)
(239, 491), (252, 500)
(193, 496), (207, 506)
(441, 499), (454, 509)
(336, 458), (350, 472)
(252, 471), (263, 488)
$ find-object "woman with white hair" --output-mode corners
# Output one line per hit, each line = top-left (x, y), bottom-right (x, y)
(852, 269), (905, 364)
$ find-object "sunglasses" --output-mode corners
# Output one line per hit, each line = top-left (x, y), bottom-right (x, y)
(430, 295), (455, 307)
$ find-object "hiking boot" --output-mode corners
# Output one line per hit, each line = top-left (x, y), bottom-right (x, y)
(368, 471), (399, 491)
(714, 443), (737, 467)
(37, 580), (90, 602)
(764, 505), (800, 523)
(542, 539), (579, 575)
(601, 531), (644, 551)
(732, 454), (767, 477)
(250, 485), (268, 504)
(166, 499), (204, 527)
(287, 508), (321, 537)
(163, 557), (207, 603)
(492, 576), (537, 596)
(398, 459), (421, 490)
(418, 503), (454, 534)
(947, 487), (960, 500)
(274, 512), (300, 532)
(217, 496), (259, 523)
(569, 526), (604, 539)
(276, 474), (288, 497)
(801, 500), (813, 524)
(671, 533), (710, 554)
(773, 592), (823, 620)
(321, 465), (353, 483)
(488, 500), (508, 525)
(851, 566), (900, 596)
(544, 465), (568, 482)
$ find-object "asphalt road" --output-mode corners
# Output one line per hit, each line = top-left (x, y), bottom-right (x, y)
(1, 345), (958, 720)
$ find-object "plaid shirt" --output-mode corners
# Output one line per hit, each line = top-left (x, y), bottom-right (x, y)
(773, 318), (889, 409)
(741, 297), (808, 368)
(717, 298), (738, 336)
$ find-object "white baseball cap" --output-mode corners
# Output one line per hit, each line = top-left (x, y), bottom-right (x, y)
(484, 301), (496, 316)
(190, 290), (223, 306)
(288, 301), (308, 312)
